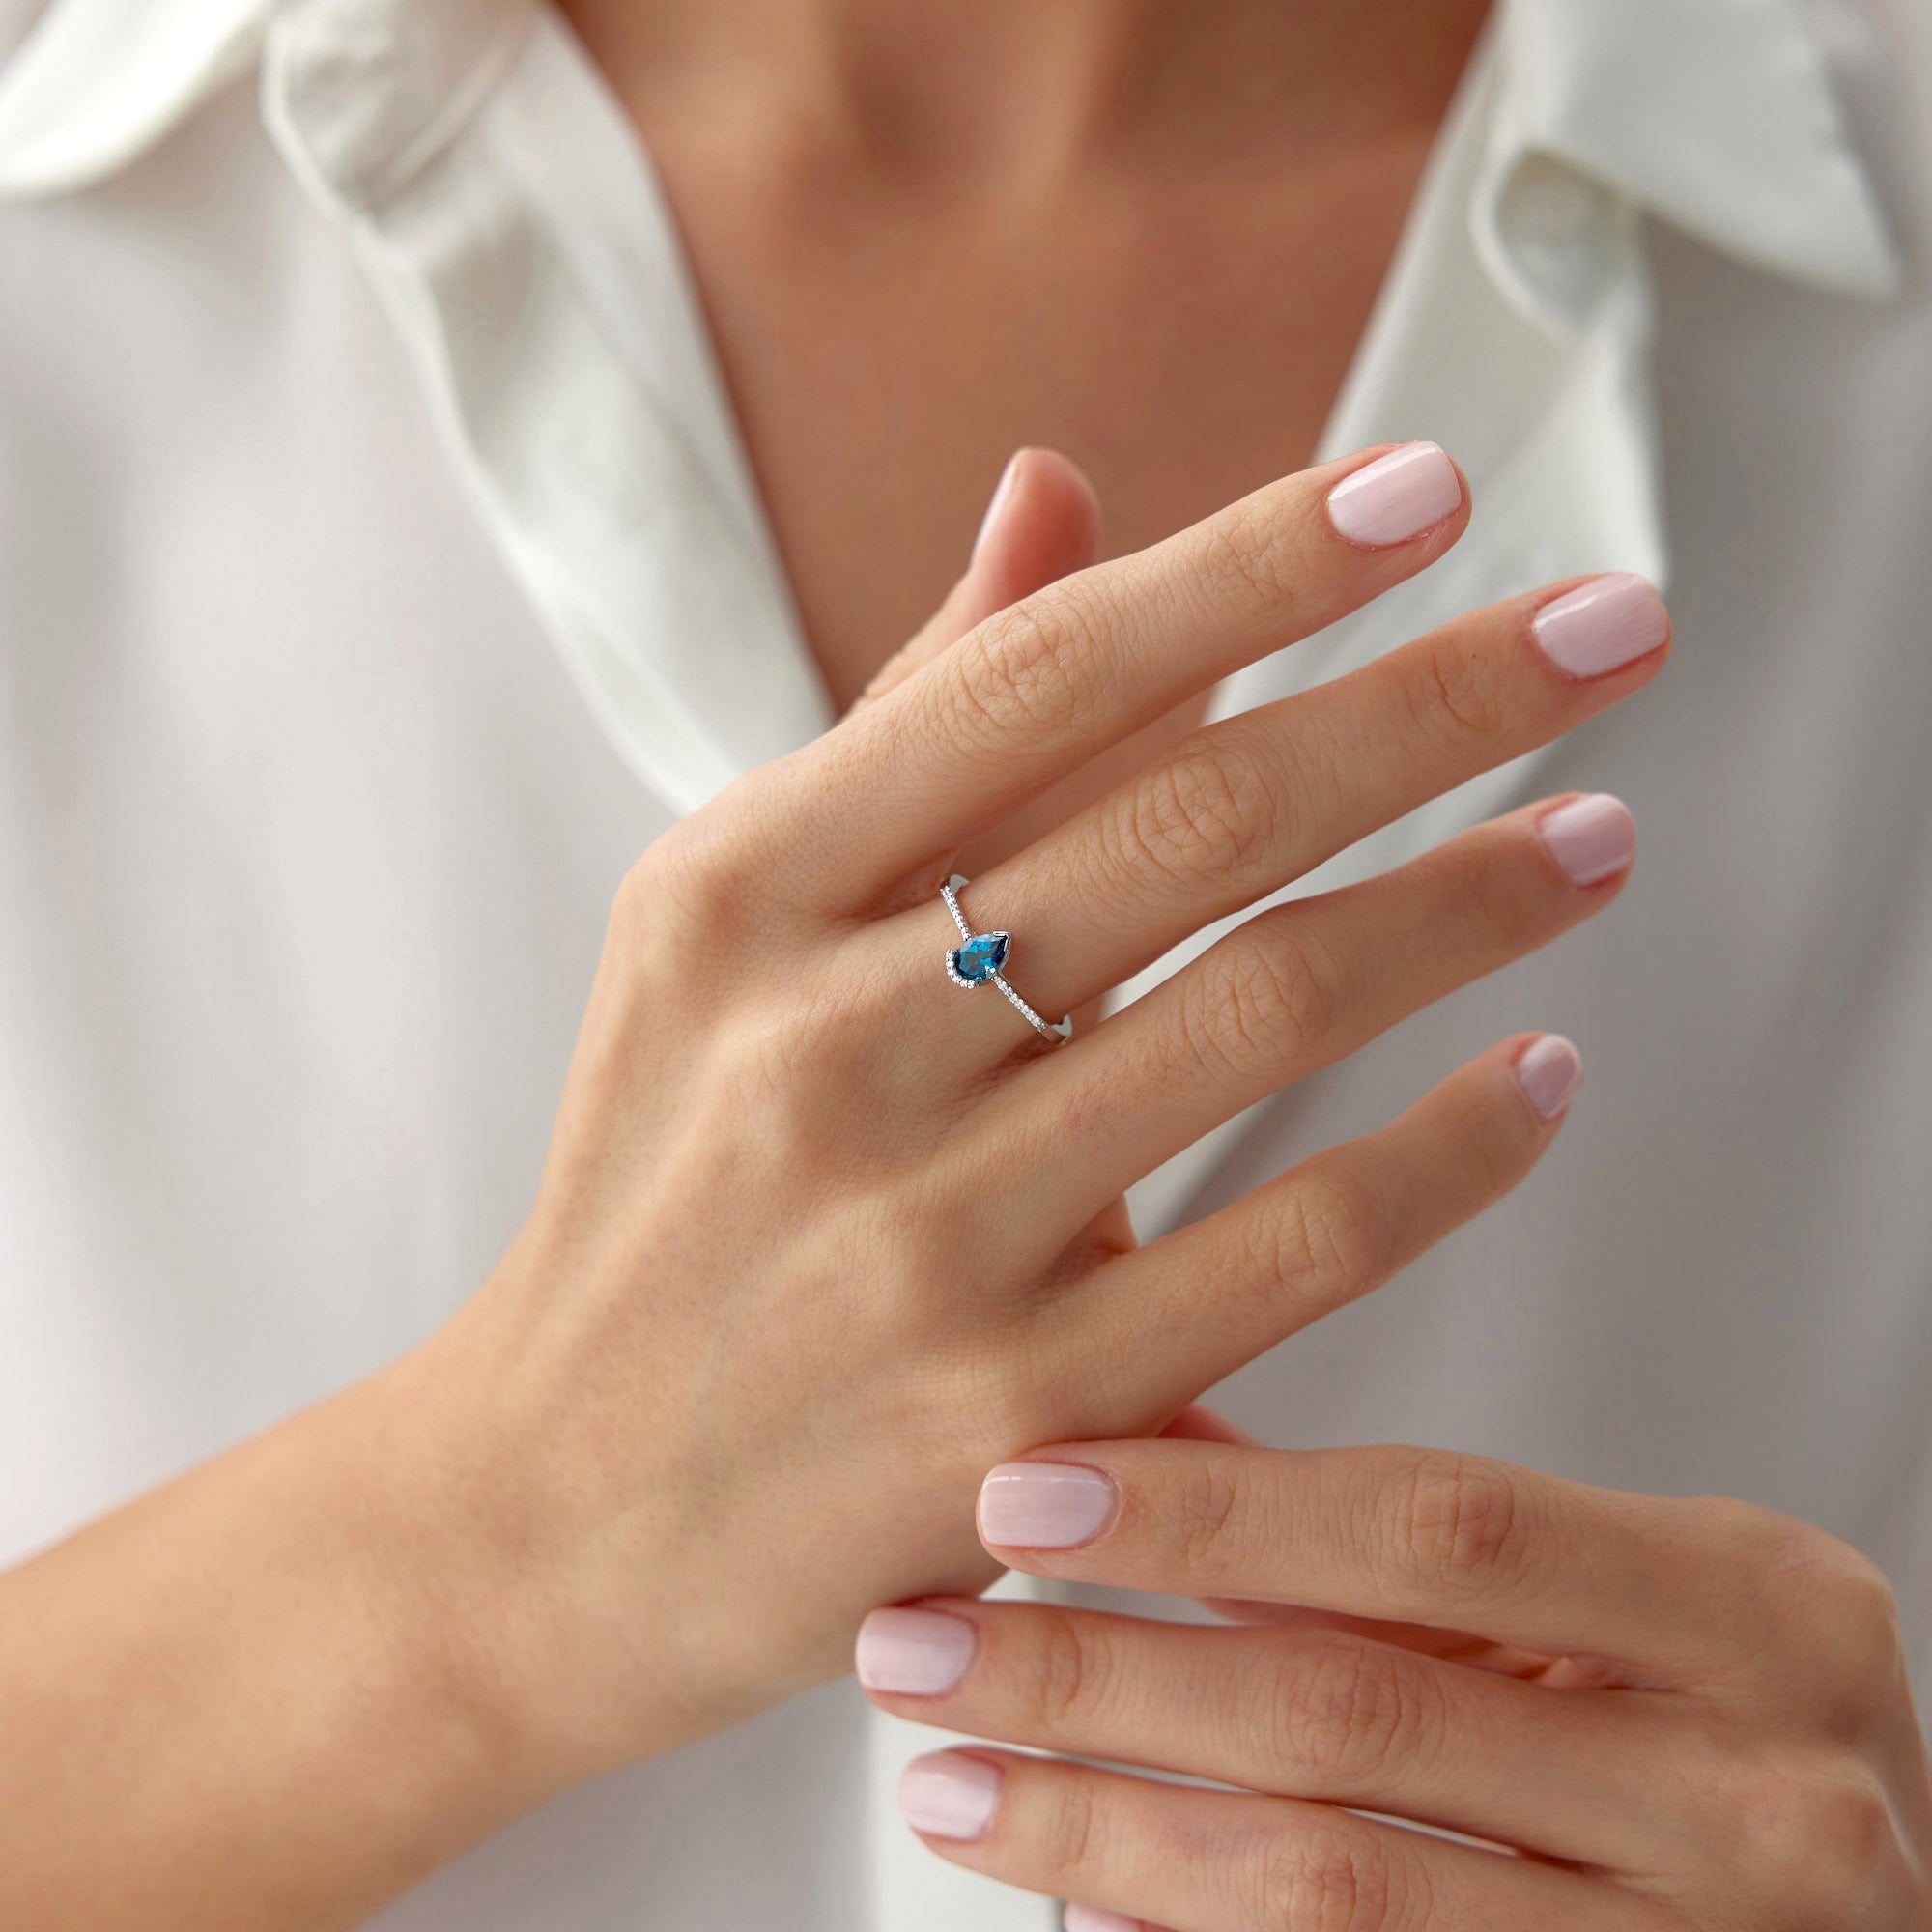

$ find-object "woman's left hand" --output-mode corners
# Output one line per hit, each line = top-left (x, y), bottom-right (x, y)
(858, 1430), (1932, 1931)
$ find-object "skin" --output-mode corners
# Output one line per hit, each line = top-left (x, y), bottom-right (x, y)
(869, 1417), (1932, 1930)
(6, 6), (1921, 1928)
(559, 0), (1493, 859)
(0, 447), (1662, 1926)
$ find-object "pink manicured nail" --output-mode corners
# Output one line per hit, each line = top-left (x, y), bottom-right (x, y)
(1325, 442), (1462, 547)
(1532, 573), (1669, 677)
(971, 453), (1022, 564)
(899, 1750), (1003, 1839)
(1065, 1906), (1143, 1932)
(855, 1606), (976, 1696)
(1516, 1034), (1582, 1119)
(1540, 792), (1635, 886)
(979, 1463), (1119, 1548)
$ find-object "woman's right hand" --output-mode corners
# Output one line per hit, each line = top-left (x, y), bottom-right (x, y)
(400, 439), (1671, 1795)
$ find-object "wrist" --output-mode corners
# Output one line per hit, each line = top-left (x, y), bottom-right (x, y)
(374, 1274), (765, 1796)
(0, 1340), (610, 1925)
(246, 1363), (580, 1858)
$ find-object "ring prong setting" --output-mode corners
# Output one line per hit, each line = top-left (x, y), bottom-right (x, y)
(947, 931), (1011, 986)
(938, 874), (1072, 1045)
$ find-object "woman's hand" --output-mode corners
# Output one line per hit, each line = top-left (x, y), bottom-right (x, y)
(428, 440), (1671, 1784)
(864, 1430), (1932, 1931)
(0, 441), (1672, 1928)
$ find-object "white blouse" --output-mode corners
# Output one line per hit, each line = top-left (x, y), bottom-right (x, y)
(0, 1), (1927, 1926)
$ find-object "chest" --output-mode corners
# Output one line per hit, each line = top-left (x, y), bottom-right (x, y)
(641, 129), (1453, 712)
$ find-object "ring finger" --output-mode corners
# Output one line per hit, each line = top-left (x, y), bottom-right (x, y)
(965, 792), (1631, 1232)
(923, 567), (1667, 1058)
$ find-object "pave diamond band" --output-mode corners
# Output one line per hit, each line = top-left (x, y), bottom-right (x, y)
(941, 875), (1073, 1045)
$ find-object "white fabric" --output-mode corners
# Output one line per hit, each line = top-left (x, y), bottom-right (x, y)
(0, 1), (1926, 1926)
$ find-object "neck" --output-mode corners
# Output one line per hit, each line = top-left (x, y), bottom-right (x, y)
(561, 0), (1492, 183)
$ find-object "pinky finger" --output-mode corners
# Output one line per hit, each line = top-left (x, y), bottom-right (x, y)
(1029, 1034), (1581, 1430)
(900, 1747), (1637, 1932)
(1064, 1904), (1169, 1932)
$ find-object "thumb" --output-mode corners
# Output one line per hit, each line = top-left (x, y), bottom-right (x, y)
(847, 447), (1102, 715)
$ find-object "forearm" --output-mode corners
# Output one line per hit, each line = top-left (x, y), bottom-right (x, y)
(0, 1353), (568, 1931)
(0, 440), (1674, 1927)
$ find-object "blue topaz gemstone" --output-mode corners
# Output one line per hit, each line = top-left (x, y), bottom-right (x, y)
(950, 931), (1010, 984)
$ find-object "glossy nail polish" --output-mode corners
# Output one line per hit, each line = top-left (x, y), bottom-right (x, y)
(899, 1750), (1003, 1840)
(1326, 441), (1462, 547)
(855, 1606), (976, 1695)
(1516, 1034), (1582, 1119)
(1065, 1905), (1142, 1932)
(1532, 573), (1669, 677)
(1540, 793), (1635, 886)
(978, 1463), (1119, 1548)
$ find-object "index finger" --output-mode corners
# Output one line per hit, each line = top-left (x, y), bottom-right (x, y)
(814, 442), (1468, 904)
(974, 1439), (1770, 1688)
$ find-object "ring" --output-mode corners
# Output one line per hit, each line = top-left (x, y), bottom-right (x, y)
(940, 875), (1073, 1045)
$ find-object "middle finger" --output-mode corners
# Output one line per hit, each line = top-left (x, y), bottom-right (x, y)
(968, 793), (1631, 1229)
(927, 569), (1666, 1057)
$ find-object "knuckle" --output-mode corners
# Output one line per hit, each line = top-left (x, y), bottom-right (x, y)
(1246, 1167), (1394, 1320)
(613, 778), (788, 954)
(1180, 920), (1341, 1081)
(1710, 1748), (1904, 1929)
(1174, 1456), (1264, 1584)
(1031, 1615), (1115, 1735)
(1382, 1449), (1528, 1596)
(950, 585), (1107, 750)
(1802, 1542), (1903, 1688)
(1198, 497), (1299, 621)
(1251, 1816), (1406, 1932)
(1111, 736), (1280, 895)
(1825, 1567), (1907, 1716)
(612, 819), (728, 948)
(1041, 1772), (1105, 1889)
(1688, 1492), (1786, 1573)
(1797, 1534), (1900, 1639)
(610, 850), (668, 951)
(1399, 638), (1510, 753)
(1734, 1509), (1906, 1716)
(1801, 1766), (1907, 1920)
(1268, 1635), (1419, 1786)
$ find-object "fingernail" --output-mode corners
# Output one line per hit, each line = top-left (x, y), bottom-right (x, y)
(1531, 573), (1669, 678)
(1325, 441), (1462, 547)
(1065, 1906), (1142, 1932)
(1065, 1906), (1143, 1932)
(978, 1462), (1119, 1548)
(855, 1606), (976, 1696)
(1539, 792), (1635, 886)
(1516, 1034), (1582, 1119)
(971, 453), (1022, 565)
(899, 1749), (1003, 1840)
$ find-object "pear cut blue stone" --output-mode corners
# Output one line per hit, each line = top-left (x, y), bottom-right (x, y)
(951, 931), (1010, 984)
